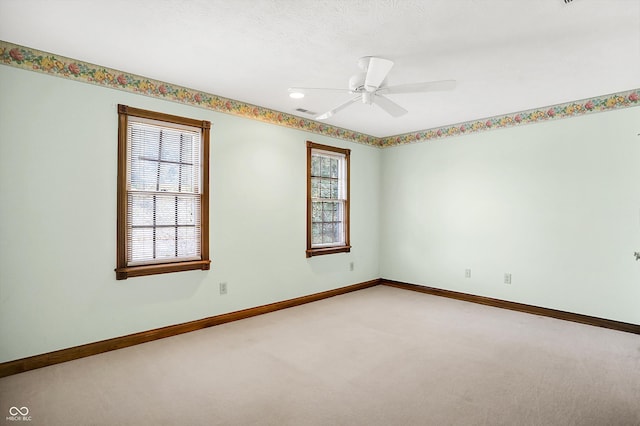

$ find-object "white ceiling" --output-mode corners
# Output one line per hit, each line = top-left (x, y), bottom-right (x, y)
(1, 0), (639, 138)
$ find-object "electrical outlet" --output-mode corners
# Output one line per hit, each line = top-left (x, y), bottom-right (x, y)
(219, 282), (228, 295)
(465, 269), (471, 278)
(350, 262), (354, 271)
(504, 273), (512, 285)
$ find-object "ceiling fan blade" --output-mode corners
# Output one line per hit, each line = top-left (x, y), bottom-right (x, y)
(364, 57), (394, 91)
(315, 95), (362, 120)
(378, 79), (457, 95)
(374, 94), (408, 117)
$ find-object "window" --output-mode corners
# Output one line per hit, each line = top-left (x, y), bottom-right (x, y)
(306, 141), (350, 257)
(116, 105), (210, 279)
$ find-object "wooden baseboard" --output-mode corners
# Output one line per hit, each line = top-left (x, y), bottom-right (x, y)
(3, 277), (637, 378)
(0, 279), (381, 378)
(382, 279), (640, 335)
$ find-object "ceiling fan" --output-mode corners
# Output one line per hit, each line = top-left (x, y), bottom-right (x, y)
(289, 56), (456, 120)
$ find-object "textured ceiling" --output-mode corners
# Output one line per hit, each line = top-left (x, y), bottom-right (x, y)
(1, 0), (639, 138)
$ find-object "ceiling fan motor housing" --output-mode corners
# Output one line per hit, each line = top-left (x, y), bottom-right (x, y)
(349, 72), (367, 92)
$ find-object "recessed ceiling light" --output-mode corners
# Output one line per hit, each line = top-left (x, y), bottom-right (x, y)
(289, 91), (304, 99)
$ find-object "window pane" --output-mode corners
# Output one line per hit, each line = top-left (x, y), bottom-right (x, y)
(176, 196), (198, 225)
(334, 222), (343, 242)
(311, 155), (321, 177)
(130, 158), (159, 191)
(321, 157), (331, 177)
(312, 201), (322, 222)
(158, 163), (180, 192)
(160, 130), (182, 162)
(311, 177), (320, 199)
(129, 194), (154, 226)
(330, 158), (338, 178)
(155, 227), (176, 259)
(177, 226), (197, 257)
(320, 178), (330, 198)
(312, 223), (322, 244)
(322, 223), (334, 243)
(181, 136), (194, 162)
(154, 195), (175, 226)
(322, 202), (333, 222)
(180, 164), (195, 193)
(129, 227), (154, 263)
(330, 179), (338, 199)
(131, 125), (160, 159)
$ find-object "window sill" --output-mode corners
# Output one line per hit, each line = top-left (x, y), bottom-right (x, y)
(306, 245), (351, 258)
(115, 259), (211, 280)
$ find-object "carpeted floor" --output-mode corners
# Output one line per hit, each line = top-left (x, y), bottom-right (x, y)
(1, 285), (639, 425)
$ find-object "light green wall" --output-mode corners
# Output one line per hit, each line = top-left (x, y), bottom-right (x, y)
(381, 107), (640, 324)
(0, 66), (381, 362)
(2, 62), (639, 364)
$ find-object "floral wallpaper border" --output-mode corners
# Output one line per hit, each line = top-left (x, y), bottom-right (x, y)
(378, 88), (640, 147)
(0, 41), (378, 147)
(1, 41), (638, 149)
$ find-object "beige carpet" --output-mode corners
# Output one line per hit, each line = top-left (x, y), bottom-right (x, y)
(1, 285), (639, 425)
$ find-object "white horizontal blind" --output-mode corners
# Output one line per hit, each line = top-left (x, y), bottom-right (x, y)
(126, 118), (202, 266)
(310, 149), (346, 248)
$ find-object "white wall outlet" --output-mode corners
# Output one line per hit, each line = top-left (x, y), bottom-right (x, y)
(219, 282), (228, 295)
(350, 261), (354, 271)
(465, 269), (471, 278)
(504, 273), (512, 285)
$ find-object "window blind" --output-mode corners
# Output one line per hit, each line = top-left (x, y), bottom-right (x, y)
(126, 119), (202, 266)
